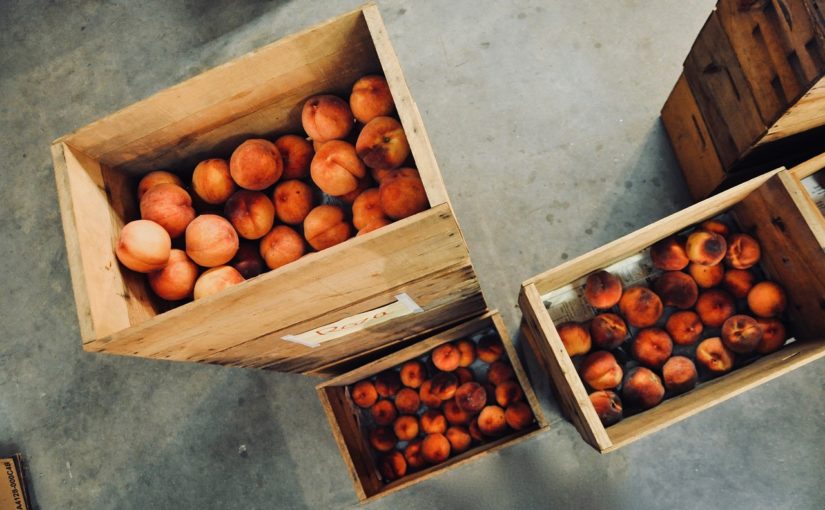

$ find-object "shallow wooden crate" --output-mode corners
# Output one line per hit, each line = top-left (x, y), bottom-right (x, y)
(50, 4), (485, 375)
(317, 311), (548, 502)
(519, 169), (825, 453)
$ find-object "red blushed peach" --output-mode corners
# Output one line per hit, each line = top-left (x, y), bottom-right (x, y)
(557, 322), (592, 357)
(378, 451), (407, 481)
(688, 262), (725, 288)
(446, 426), (472, 454)
(419, 380), (443, 409)
(393, 415), (420, 441)
(375, 370), (402, 398)
(273, 180), (315, 225)
(455, 367), (474, 384)
(148, 249), (198, 300)
(495, 380), (524, 407)
(378, 168), (429, 220)
(443, 399), (471, 425)
(487, 361), (514, 386)
(650, 236), (690, 270)
(696, 337), (735, 374)
(421, 433), (451, 464)
(370, 400), (398, 426)
(589, 391), (622, 426)
(505, 402), (534, 430)
(699, 219), (731, 238)
(665, 310), (703, 345)
(619, 287), (664, 328)
(455, 382), (487, 413)
(686, 230), (727, 266)
(137, 170), (183, 201)
(584, 270), (623, 309)
(229, 139), (283, 191)
(622, 367), (665, 410)
(723, 269), (755, 299)
(303, 205), (352, 251)
(231, 241), (265, 279)
(356, 116), (410, 169)
(310, 140), (366, 196)
(468, 419), (483, 442)
(662, 356), (697, 394)
(477, 406), (507, 436)
(274, 134), (313, 180)
(193, 266), (244, 300)
(185, 214), (239, 267)
(695, 289), (736, 328)
(192, 159), (236, 205)
(632, 328), (673, 369)
(115, 220), (171, 273)
(456, 340), (476, 367)
(431, 343), (461, 372)
(350, 75), (395, 124)
(477, 337), (505, 363)
(140, 183), (196, 238)
(420, 410), (447, 434)
(352, 188), (386, 230)
(400, 360), (426, 389)
(654, 271), (699, 309)
(590, 313), (628, 350)
(725, 233), (761, 269)
(370, 426), (397, 452)
(356, 218), (392, 236)
(301, 95), (354, 143)
(371, 167), (394, 184)
(404, 440), (426, 470)
(224, 191), (275, 240)
(721, 315), (763, 353)
(580, 351), (623, 390)
(747, 281), (787, 318)
(756, 318), (787, 354)
(395, 388), (421, 415)
(259, 225), (305, 270)
(351, 380), (378, 408)
(430, 372), (458, 400)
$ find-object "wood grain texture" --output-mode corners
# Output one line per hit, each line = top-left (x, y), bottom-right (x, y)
(781, 168), (825, 248)
(760, 75), (825, 143)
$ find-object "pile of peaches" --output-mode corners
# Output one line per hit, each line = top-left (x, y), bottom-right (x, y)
(114, 75), (428, 301)
(349, 334), (535, 483)
(558, 219), (789, 426)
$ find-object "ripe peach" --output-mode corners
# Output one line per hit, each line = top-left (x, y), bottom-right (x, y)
(370, 400), (398, 426)
(557, 322), (592, 357)
(394, 388), (421, 415)
(303, 205), (352, 251)
(747, 281), (787, 318)
(400, 360), (426, 389)
(580, 351), (623, 390)
(115, 220), (171, 273)
(477, 405), (507, 436)
(495, 380), (524, 407)
(370, 426), (397, 452)
(224, 190), (275, 240)
(431, 343), (461, 372)
(421, 433), (451, 464)
(259, 225), (305, 270)
(137, 170), (183, 201)
(468, 418), (483, 442)
(420, 410), (447, 434)
(505, 402), (534, 430)
(622, 367), (665, 410)
(371, 167), (394, 184)
(375, 370), (402, 398)
(721, 315), (763, 353)
(589, 390), (623, 426)
(455, 339), (476, 367)
(140, 183), (196, 238)
(351, 188), (386, 230)
(477, 337), (505, 363)
(583, 270), (623, 309)
(696, 337), (735, 374)
(590, 313), (628, 350)
(274, 134), (313, 180)
(378, 168), (428, 220)
(193, 266), (244, 300)
(662, 356), (697, 394)
(272, 180), (315, 225)
(632, 328), (673, 369)
(654, 271), (699, 309)
(356, 218), (392, 236)
(686, 230), (727, 266)
(688, 262), (725, 288)
(356, 116), (410, 169)
(756, 318), (787, 354)
(455, 382), (487, 413)
(191, 159), (236, 205)
(310, 140), (366, 196)
(301, 95), (353, 143)
(229, 139), (283, 191)
(487, 361), (514, 386)
(695, 289), (736, 328)
(619, 287), (664, 328)
(455, 367), (475, 384)
(404, 439), (426, 470)
(430, 372), (458, 400)
(722, 269), (755, 299)
(351, 380), (378, 408)
(650, 236), (689, 270)
(393, 415), (420, 441)
(350, 75), (395, 123)
(725, 233), (761, 269)
(419, 380), (443, 409)
(446, 426), (472, 454)
(699, 219), (731, 237)
(378, 450), (407, 481)
(148, 249), (198, 300)
(231, 241), (265, 279)
(185, 214), (239, 267)
(665, 310), (703, 345)
(443, 399), (471, 425)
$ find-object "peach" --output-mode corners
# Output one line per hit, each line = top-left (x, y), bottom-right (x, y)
(590, 313), (628, 350)
(583, 270), (623, 309)
(443, 399), (471, 425)
(351, 380), (378, 408)
(688, 262), (725, 288)
(446, 426), (472, 454)
(430, 372), (458, 400)
(419, 380), (443, 409)
(421, 433), (451, 464)
(394, 388), (421, 415)
(431, 343), (461, 372)
(619, 287), (664, 328)
(589, 390), (623, 426)
(148, 249), (198, 300)
(455, 367), (475, 384)
(231, 241), (265, 279)
(580, 351), (623, 390)
(686, 230), (727, 266)
(350, 75), (395, 123)
(229, 139), (283, 190)
(191, 159), (236, 205)
(378, 168), (428, 220)
(477, 337), (504, 363)
(137, 170), (183, 201)
(756, 318), (787, 354)
(185, 214), (239, 267)
(420, 410), (447, 434)
(378, 451), (407, 481)
(301, 95), (353, 143)
(404, 439), (426, 470)
(273, 180), (315, 225)
(224, 190), (275, 240)
(303, 205), (352, 251)
(274, 134), (313, 180)
(505, 402), (534, 430)
(370, 426), (397, 452)
(351, 188), (386, 230)
(375, 370), (402, 398)
(487, 361), (515, 386)
(696, 337), (735, 374)
(140, 183), (196, 238)
(193, 266), (244, 300)
(665, 310), (703, 345)
(259, 225), (305, 270)
(632, 328), (673, 369)
(339, 175), (374, 205)
(357, 218), (392, 236)
(695, 289), (736, 328)
(309, 140), (365, 196)
(400, 360), (426, 388)
(722, 269), (755, 299)
(371, 167), (394, 184)
(699, 219), (731, 237)
(393, 415), (419, 441)
(456, 340), (476, 367)
(621, 367), (665, 410)
(654, 271), (699, 309)
(662, 356), (697, 394)
(650, 236), (689, 270)
(495, 380), (524, 407)
(747, 281), (787, 318)
(356, 116), (410, 169)
(557, 322), (592, 357)
(477, 405), (507, 436)
(115, 220), (171, 273)
(725, 233), (761, 269)
(468, 418), (483, 442)
(721, 315), (763, 353)
(370, 400), (397, 426)
(455, 382), (487, 413)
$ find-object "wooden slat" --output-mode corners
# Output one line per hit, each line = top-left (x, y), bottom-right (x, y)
(789, 149), (825, 179)
(759, 75), (825, 144)
(780, 168), (825, 248)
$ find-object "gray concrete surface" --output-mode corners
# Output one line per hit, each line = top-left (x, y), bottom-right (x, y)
(1, 1), (824, 508)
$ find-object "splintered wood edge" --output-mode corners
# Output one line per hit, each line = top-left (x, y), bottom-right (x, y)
(778, 170), (825, 249)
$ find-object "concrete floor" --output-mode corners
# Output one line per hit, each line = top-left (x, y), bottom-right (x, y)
(1, 0), (824, 508)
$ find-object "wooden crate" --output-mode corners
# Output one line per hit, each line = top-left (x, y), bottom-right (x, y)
(317, 311), (548, 502)
(789, 152), (825, 248)
(50, 4), (485, 375)
(519, 170), (825, 453)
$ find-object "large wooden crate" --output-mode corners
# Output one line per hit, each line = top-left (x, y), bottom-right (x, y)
(519, 170), (825, 453)
(50, 4), (485, 375)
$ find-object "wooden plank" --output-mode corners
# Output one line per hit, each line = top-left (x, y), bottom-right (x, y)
(780, 169), (825, 248)
(788, 149), (825, 179)
(759, 75), (825, 144)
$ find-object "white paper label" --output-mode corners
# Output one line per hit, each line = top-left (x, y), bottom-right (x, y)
(801, 173), (825, 215)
